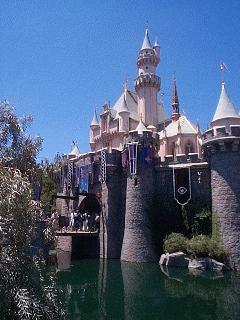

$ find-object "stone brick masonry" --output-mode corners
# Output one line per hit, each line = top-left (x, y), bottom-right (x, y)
(211, 150), (240, 270)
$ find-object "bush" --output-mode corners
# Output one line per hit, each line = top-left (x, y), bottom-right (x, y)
(186, 235), (209, 257)
(163, 233), (188, 253)
(208, 238), (225, 261)
(163, 232), (226, 261)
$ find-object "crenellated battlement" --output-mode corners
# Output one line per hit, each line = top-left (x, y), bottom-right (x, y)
(135, 73), (160, 90)
(137, 51), (160, 67)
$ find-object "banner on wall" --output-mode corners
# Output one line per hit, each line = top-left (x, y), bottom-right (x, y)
(128, 142), (138, 176)
(173, 167), (191, 206)
(79, 165), (89, 193)
(141, 145), (154, 166)
(121, 147), (129, 168)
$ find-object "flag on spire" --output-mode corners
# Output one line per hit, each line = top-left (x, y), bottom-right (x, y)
(220, 62), (229, 72)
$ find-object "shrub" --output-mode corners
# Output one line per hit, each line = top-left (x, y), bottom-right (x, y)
(163, 233), (188, 253)
(163, 232), (226, 261)
(208, 238), (225, 261)
(186, 235), (209, 257)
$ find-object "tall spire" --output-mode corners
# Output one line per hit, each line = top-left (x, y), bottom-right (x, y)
(118, 90), (130, 114)
(212, 81), (240, 123)
(141, 28), (152, 50)
(171, 76), (180, 121)
(153, 35), (160, 48)
(90, 107), (99, 127)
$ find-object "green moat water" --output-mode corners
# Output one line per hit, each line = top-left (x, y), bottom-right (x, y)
(53, 254), (240, 320)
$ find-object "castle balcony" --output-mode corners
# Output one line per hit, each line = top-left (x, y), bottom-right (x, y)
(203, 125), (240, 146)
(162, 152), (202, 166)
(134, 74), (160, 90)
(230, 125), (240, 137)
(216, 126), (228, 137)
(137, 54), (159, 67)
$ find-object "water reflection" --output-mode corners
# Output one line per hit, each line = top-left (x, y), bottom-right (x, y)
(53, 254), (240, 320)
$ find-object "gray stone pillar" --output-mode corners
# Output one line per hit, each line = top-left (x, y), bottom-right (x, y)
(100, 151), (125, 259)
(210, 147), (240, 270)
(121, 164), (157, 262)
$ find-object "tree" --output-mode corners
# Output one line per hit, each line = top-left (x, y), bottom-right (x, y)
(0, 100), (42, 174)
(0, 102), (67, 319)
(0, 166), (67, 319)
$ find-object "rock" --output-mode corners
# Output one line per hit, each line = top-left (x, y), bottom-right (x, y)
(188, 267), (204, 276)
(188, 258), (208, 270)
(159, 253), (168, 265)
(166, 252), (189, 268)
(209, 258), (227, 271)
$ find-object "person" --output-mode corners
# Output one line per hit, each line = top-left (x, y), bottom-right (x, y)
(69, 210), (75, 231)
(82, 212), (88, 232)
(94, 214), (100, 232)
(88, 213), (94, 232)
(73, 210), (80, 231)
(51, 210), (59, 231)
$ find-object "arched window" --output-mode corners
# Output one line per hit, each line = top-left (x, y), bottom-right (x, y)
(171, 142), (176, 160)
(185, 141), (194, 156)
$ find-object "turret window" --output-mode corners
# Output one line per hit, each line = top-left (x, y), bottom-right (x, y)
(171, 142), (176, 160)
(185, 142), (194, 156)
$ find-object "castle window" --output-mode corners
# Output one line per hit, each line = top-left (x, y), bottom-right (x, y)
(171, 142), (176, 160)
(102, 115), (107, 133)
(146, 66), (148, 70)
(185, 142), (194, 156)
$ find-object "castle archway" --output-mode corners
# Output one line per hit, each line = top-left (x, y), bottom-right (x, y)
(78, 194), (101, 214)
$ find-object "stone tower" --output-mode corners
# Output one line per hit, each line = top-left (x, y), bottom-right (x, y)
(121, 123), (158, 262)
(135, 29), (161, 127)
(171, 77), (180, 121)
(203, 81), (240, 270)
(90, 108), (100, 148)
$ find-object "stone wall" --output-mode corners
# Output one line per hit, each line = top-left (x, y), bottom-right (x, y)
(155, 164), (211, 250)
(211, 149), (240, 270)
(100, 151), (126, 259)
(121, 164), (158, 262)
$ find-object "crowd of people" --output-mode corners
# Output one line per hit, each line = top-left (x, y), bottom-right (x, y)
(51, 210), (100, 233)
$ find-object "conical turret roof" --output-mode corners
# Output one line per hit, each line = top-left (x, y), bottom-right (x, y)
(90, 108), (100, 127)
(212, 82), (240, 123)
(130, 118), (150, 135)
(118, 84), (130, 114)
(69, 144), (80, 157)
(153, 36), (160, 48)
(141, 28), (152, 50)
(118, 94), (130, 114)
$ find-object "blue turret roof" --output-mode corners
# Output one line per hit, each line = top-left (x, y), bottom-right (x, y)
(90, 108), (100, 127)
(141, 29), (152, 50)
(212, 82), (240, 122)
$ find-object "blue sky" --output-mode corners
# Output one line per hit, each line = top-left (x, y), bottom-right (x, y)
(1, 0), (240, 160)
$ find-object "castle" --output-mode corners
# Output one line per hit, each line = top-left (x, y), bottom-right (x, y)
(56, 29), (240, 270)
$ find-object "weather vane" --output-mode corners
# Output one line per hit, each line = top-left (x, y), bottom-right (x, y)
(220, 62), (229, 83)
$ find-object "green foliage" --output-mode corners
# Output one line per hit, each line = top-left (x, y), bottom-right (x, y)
(163, 233), (188, 253)
(192, 208), (212, 236)
(208, 238), (225, 261)
(163, 232), (226, 260)
(182, 203), (212, 237)
(0, 166), (67, 319)
(40, 173), (57, 213)
(187, 235), (209, 257)
(0, 101), (42, 174)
